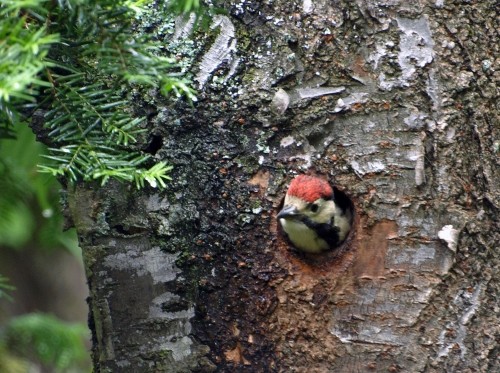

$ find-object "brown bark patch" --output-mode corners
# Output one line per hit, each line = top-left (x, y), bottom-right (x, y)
(352, 219), (398, 279)
(248, 169), (270, 195)
(224, 342), (250, 365)
(268, 212), (362, 369)
(269, 210), (403, 369)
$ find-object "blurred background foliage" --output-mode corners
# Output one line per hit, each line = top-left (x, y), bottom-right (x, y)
(0, 125), (79, 253)
(0, 124), (90, 372)
(1, 313), (90, 372)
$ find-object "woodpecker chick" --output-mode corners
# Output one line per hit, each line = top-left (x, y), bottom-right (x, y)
(277, 175), (352, 253)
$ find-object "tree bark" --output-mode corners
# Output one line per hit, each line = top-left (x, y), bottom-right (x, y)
(60, 0), (499, 371)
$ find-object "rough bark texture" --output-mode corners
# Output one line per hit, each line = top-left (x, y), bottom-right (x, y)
(56, 0), (499, 372)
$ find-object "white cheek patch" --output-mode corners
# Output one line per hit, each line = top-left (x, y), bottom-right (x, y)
(280, 218), (329, 253)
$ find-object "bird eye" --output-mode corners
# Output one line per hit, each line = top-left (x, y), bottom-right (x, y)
(310, 203), (319, 213)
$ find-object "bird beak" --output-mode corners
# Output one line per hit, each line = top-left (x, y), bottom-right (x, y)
(277, 205), (299, 219)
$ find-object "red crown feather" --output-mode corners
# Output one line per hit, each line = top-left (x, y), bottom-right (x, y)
(286, 175), (333, 203)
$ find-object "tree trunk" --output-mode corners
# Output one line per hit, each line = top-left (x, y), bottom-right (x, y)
(62, 1), (499, 371)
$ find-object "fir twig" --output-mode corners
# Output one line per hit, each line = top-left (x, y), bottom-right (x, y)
(0, 0), (201, 189)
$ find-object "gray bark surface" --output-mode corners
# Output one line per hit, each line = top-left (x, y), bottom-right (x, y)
(62, 1), (499, 372)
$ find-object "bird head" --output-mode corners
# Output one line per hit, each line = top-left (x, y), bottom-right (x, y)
(277, 175), (352, 253)
(277, 175), (335, 224)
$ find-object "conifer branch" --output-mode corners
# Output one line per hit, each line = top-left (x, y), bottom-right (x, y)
(0, 0), (201, 188)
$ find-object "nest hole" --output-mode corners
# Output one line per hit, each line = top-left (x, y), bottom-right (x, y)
(144, 134), (163, 155)
(277, 185), (356, 256)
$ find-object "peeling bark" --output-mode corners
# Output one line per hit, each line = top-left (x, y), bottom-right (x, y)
(52, 0), (499, 371)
